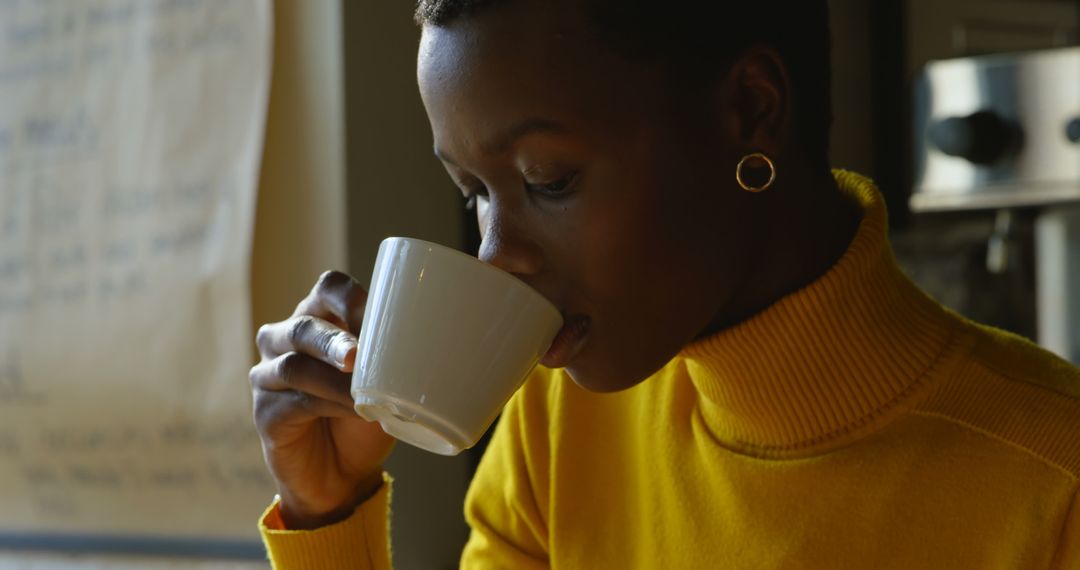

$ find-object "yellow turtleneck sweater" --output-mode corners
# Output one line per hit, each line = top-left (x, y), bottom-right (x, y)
(260, 171), (1080, 569)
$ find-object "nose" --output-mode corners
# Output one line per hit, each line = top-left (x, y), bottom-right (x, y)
(476, 207), (544, 278)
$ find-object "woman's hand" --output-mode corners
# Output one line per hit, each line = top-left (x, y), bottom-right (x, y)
(249, 271), (396, 529)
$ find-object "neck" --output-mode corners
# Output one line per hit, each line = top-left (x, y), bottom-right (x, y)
(699, 168), (862, 337)
(682, 170), (962, 453)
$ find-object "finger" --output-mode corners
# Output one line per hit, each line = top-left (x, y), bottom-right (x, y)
(249, 353), (354, 408)
(256, 316), (357, 369)
(293, 271), (368, 335)
(253, 388), (357, 434)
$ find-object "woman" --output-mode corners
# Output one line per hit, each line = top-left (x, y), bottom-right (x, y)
(248, 0), (1080, 567)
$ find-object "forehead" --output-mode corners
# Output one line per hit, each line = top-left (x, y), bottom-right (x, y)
(417, 0), (593, 96)
(416, 0), (665, 152)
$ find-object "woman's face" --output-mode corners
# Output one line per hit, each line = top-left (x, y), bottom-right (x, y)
(417, 0), (759, 392)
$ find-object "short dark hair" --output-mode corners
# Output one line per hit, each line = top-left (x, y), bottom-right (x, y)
(414, 0), (834, 168)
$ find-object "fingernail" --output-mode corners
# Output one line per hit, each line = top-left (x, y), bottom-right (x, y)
(333, 336), (357, 368)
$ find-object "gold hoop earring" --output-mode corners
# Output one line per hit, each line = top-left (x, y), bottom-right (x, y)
(736, 152), (776, 193)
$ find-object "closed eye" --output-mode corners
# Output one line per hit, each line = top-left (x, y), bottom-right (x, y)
(525, 172), (577, 198)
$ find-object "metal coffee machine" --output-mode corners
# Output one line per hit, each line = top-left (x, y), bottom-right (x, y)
(911, 47), (1080, 364)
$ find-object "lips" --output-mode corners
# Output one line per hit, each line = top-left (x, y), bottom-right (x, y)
(540, 314), (591, 369)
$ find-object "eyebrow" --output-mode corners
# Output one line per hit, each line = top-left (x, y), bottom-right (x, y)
(433, 118), (568, 166)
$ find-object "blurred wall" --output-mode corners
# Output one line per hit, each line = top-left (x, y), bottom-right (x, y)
(342, 4), (471, 570)
(251, 0), (348, 327)
(0, 0), (345, 568)
(907, 0), (1077, 74)
(829, 0), (876, 177)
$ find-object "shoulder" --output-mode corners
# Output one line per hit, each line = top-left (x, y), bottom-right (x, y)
(967, 320), (1080, 398)
(915, 316), (1080, 478)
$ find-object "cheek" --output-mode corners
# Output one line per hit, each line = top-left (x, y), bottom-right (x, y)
(561, 192), (721, 389)
(574, 166), (741, 333)
(571, 172), (707, 310)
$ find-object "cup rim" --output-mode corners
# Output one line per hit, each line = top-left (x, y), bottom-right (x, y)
(382, 236), (562, 320)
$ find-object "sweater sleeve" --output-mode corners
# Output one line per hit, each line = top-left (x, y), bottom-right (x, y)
(461, 372), (553, 569)
(1056, 486), (1079, 570)
(259, 473), (394, 570)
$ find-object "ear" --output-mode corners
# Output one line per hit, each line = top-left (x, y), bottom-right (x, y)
(718, 45), (793, 157)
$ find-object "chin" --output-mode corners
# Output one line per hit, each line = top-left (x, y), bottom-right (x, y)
(563, 357), (648, 394)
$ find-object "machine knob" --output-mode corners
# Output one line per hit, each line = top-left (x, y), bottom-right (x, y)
(929, 110), (1021, 165)
(1067, 117), (1080, 144)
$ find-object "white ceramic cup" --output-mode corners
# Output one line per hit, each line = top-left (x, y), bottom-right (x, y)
(351, 237), (564, 456)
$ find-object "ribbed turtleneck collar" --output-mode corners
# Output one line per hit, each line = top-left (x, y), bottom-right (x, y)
(681, 170), (963, 455)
